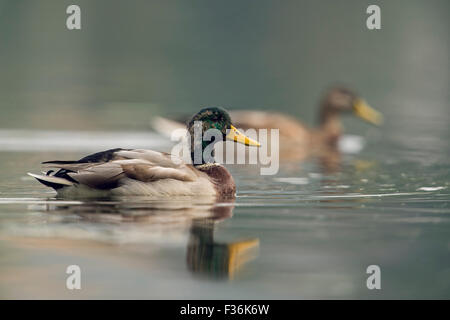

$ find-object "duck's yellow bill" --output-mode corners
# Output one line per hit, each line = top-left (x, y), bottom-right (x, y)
(226, 125), (261, 147)
(353, 99), (383, 126)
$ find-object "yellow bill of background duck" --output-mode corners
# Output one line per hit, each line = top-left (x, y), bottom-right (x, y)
(353, 99), (384, 126)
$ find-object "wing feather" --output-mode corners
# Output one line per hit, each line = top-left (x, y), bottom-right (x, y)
(116, 149), (182, 168)
(121, 163), (196, 182)
(66, 162), (125, 188)
(40, 149), (200, 191)
(42, 162), (97, 171)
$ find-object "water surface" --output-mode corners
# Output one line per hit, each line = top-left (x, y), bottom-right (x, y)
(0, 124), (448, 299)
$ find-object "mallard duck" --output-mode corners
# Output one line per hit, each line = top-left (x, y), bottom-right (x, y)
(229, 87), (382, 147)
(152, 87), (382, 161)
(28, 107), (260, 198)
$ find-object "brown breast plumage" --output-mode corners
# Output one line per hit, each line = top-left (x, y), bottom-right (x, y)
(196, 164), (236, 198)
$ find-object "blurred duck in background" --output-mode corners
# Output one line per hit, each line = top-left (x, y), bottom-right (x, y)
(152, 87), (383, 170)
(229, 87), (382, 148)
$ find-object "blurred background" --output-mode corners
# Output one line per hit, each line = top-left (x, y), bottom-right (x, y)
(0, 0), (448, 134)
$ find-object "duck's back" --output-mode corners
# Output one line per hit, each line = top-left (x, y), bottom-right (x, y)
(30, 149), (220, 198)
(229, 110), (311, 141)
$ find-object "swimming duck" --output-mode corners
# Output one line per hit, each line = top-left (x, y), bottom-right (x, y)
(229, 87), (382, 148)
(28, 107), (260, 198)
(152, 87), (382, 162)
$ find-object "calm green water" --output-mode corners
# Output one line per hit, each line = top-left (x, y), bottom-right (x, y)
(0, 0), (449, 299)
(0, 118), (449, 299)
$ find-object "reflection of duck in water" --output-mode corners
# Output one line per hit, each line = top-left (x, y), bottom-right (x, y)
(187, 217), (259, 280)
(28, 107), (260, 199)
(29, 196), (258, 280)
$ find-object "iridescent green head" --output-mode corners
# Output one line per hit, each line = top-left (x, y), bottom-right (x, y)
(187, 107), (260, 165)
(187, 107), (232, 137)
